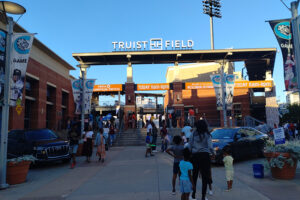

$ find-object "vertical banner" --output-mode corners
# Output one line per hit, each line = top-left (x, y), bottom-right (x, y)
(273, 127), (285, 145)
(225, 74), (235, 110)
(210, 74), (222, 110)
(9, 33), (34, 106)
(291, 16), (300, 93)
(71, 79), (95, 114)
(269, 19), (297, 91)
(0, 30), (6, 105)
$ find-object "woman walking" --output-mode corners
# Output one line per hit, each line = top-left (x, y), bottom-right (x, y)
(188, 120), (214, 200)
(95, 128), (106, 162)
(82, 126), (94, 163)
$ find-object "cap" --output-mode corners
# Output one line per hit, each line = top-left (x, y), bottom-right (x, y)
(13, 69), (21, 76)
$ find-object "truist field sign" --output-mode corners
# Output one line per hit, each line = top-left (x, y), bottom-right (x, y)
(112, 38), (194, 51)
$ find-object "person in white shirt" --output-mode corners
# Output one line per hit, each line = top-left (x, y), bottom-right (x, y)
(181, 122), (192, 142)
(82, 126), (94, 163)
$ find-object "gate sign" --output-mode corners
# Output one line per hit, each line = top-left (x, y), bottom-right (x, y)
(137, 83), (169, 91)
(273, 127), (285, 145)
(93, 84), (123, 92)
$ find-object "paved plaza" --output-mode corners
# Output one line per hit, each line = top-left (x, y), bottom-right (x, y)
(1, 145), (300, 200)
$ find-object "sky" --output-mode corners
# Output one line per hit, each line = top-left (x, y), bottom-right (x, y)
(5, 0), (296, 103)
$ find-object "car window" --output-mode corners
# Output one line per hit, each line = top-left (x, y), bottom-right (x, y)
(238, 128), (258, 137)
(25, 129), (58, 141)
(8, 130), (24, 140)
(211, 129), (237, 139)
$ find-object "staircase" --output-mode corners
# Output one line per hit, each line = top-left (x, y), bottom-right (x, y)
(114, 128), (183, 146)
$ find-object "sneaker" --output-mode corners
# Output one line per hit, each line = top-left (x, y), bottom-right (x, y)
(172, 189), (176, 195)
(153, 150), (158, 153)
(225, 189), (231, 192)
(150, 154), (154, 156)
(208, 190), (213, 195)
(189, 195), (196, 200)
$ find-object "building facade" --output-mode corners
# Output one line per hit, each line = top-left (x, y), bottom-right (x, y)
(0, 15), (75, 131)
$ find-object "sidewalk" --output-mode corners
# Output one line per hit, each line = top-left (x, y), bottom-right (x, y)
(0, 146), (299, 200)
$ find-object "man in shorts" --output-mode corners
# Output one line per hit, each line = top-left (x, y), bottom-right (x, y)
(68, 123), (81, 169)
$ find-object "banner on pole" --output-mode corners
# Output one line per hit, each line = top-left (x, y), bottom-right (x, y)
(71, 79), (95, 114)
(269, 19), (297, 91)
(210, 74), (222, 110)
(291, 16), (300, 93)
(225, 74), (235, 110)
(0, 29), (6, 105)
(9, 33), (34, 106)
(273, 127), (285, 145)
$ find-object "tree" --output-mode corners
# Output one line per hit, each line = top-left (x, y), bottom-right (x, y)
(280, 104), (300, 124)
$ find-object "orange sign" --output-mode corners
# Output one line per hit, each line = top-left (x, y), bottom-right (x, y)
(137, 83), (170, 91)
(93, 84), (123, 92)
(185, 81), (273, 89)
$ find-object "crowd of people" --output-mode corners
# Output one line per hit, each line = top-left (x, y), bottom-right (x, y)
(67, 115), (118, 169)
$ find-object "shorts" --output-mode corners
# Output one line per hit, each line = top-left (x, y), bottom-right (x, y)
(225, 170), (234, 181)
(146, 144), (151, 149)
(70, 144), (79, 154)
(173, 162), (180, 174)
(180, 179), (192, 193)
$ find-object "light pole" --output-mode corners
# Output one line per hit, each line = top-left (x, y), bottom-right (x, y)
(202, 0), (222, 50)
(0, 1), (26, 189)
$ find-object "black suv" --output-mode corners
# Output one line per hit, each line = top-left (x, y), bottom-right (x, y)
(8, 129), (70, 162)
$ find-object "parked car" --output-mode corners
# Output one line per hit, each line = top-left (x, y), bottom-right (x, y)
(7, 129), (70, 163)
(211, 127), (268, 164)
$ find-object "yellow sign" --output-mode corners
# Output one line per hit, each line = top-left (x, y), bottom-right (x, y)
(185, 81), (273, 89)
(16, 105), (23, 115)
(137, 83), (170, 91)
(93, 84), (123, 92)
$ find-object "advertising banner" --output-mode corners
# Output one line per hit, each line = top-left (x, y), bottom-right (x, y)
(210, 74), (222, 110)
(9, 33), (34, 106)
(291, 16), (300, 92)
(0, 30), (6, 105)
(185, 80), (273, 89)
(137, 83), (170, 91)
(225, 74), (235, 110)
(269, 19), (297, 91)
(72, 79), (96, 114)
(273, 127), (285, 145)
(93, 84), (123, 92)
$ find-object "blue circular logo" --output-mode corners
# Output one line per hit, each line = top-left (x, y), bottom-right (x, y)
(274, 21), (291, 40)
(212, 75), (221, 85)
(14, 36), (31, 54)
(225, 75), (235, 84)
(72, 80), (82, 90)
(85, 80), (94, 89)
(0, 31), (6, 52)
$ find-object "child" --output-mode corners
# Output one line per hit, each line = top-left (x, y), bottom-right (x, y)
(166, 136), (184, 195)
(223, 146), (234, 191)
(179, 148), (195, 200)
(145, 132), (154, 157)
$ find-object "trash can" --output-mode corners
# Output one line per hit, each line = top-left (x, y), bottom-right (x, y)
(253, 164), (264, 178)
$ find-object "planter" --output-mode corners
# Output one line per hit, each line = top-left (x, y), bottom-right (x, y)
(6, 161), (31, 185)
(264, 152), (297, 180)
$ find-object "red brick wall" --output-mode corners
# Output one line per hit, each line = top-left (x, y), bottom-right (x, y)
(9, 58), (75, 130)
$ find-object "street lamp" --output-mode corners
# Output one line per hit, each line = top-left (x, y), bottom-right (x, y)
(202, 0), (222, 49)
(0, 1), (26, 189)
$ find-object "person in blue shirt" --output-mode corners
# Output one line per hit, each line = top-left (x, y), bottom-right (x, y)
(145, 132), (154, 157)
(179, 148), (195, 200)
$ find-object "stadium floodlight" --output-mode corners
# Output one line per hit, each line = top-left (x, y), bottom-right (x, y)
(202, 0), (222, 49)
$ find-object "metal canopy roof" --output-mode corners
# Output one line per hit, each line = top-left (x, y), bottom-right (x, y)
(72, 48), (277, 81)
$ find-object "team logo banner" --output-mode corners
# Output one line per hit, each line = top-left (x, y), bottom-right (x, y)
(0, 30), (6, 105)
(72, 79), (95, 114)
(9, 33), (34, 106)
(269, 19), (297, 91)
(210, 74), (222, 110)
(225, 74), (235, 110)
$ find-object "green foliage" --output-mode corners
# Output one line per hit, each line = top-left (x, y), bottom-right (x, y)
(264, 140), (300, 169)
(280, 103), (300, 123)
(7, 155), (37, 164)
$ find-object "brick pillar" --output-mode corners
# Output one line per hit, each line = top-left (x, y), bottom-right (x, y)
(55, 86), (62, 131)
(172, 82), (184, 128)
(265, 71), (279, 127)
(124, 82), (136, 129)
(35, 80), (47, 129)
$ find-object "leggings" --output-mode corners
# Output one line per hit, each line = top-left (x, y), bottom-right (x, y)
(191, 152), (211, 199)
